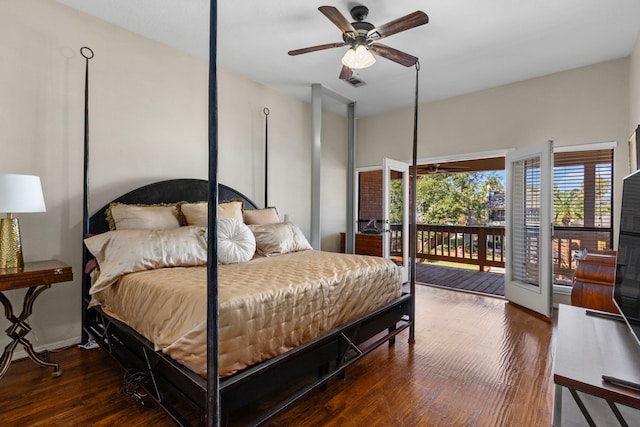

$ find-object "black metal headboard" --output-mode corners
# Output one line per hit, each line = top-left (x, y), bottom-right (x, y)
(81, 178), (258, 345)
(88, 179), (259, 235)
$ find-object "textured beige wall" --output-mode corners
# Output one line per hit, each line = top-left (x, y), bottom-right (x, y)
(630, 33), (640, 134)
(320, 109), (348, 251)
(357, 58), (632, 305)
(358, 58), (630, 236)
(357, 58), (630, 166)
(0, 0), (346, 352)
(3, 0), (636, 354)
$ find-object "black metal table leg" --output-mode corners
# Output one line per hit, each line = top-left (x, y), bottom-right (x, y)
(568, 388), (597, 427)
(0, 285), (61, 378)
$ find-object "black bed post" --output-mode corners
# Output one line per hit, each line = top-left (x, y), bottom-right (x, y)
(206, 0), (220, 425)
(409, 62), (420, 344)
(264, 107), (270, 208)
(80, 46), (94, 344)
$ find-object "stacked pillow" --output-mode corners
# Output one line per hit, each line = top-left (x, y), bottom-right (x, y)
(217, 218), (255, 264)
(98, 200), (311, 266)
(243, 207), (279, 226)
(248, 222), (312, 257)
(107, 203), (180, 230)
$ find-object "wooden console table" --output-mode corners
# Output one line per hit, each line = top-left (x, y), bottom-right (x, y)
(553, 304), (640, 426)
(339, 232), (382, 257)
(0, 260), (73, 378)
(571, 251), (619, 314)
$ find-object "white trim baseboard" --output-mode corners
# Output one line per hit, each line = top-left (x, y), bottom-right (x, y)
(554, 284), (573, 296)
(10, 336), (82, 362)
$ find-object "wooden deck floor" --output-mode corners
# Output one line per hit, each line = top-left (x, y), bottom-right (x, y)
(415, 262), (505, 297)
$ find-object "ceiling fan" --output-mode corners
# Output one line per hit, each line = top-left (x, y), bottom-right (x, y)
(419, 164), (471, 175)
(288, 5), (428, 80)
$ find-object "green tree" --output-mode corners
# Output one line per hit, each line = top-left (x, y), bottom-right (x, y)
(413, 171), (504, 225)
(389, 178), (404, 223)
(552, 173), (611, 227)
(594, 174), (611, 223)
(553, 184), (584, 226)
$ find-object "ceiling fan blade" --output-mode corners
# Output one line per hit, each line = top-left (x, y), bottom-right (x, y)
(368, 11), (429, 41)
(419, 164), (471, 174)
(371, 43), (418, 67)
(288, 42), (346, 56)
(339, 65), (353, 80)
(318, 6), (356, 34)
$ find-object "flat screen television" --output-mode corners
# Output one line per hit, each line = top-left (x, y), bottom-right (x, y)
(613, 168), (640, 347)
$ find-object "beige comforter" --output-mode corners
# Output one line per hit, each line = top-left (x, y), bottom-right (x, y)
(92, 250), (401, 377)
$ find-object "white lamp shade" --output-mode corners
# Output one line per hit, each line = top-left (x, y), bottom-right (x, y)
(341, 45), (376, 69)
(0, 174), (46, 213)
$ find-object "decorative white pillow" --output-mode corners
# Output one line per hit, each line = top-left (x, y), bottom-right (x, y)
(84, 226), (208, 294)
(249, 221), (312, 257)
(217, 218), (256, 264)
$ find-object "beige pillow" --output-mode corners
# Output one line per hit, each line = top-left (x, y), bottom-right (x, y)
(249, 222), (312, 257)
(243, 207), (279, 225)
(84, 226), (208, 294)
(179, 200), (244, 226)
(180, 202), (208, 226)
(219, 200), (244, 221)
(109, 203), (180, 230)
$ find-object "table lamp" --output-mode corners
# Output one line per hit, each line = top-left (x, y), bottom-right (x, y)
(0, 174), (46, 269)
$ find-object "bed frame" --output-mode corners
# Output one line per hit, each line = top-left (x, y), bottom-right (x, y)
(81, 178), (413, 426)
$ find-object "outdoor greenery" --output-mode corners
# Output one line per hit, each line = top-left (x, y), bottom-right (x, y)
(552, 174), (611, 226)
(553, 184), (583, 226)
(390, 171), (504, 225)
(390, 168), (611, 227)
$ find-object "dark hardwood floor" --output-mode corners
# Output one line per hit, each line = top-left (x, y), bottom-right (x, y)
(0, 285), (553, 426)
(0, 341), (174, 427)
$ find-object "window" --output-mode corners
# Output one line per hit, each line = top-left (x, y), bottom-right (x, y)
(553, 148), (614, 285)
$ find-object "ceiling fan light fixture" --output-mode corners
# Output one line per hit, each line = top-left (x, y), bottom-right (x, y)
(341, 44), (375, 69)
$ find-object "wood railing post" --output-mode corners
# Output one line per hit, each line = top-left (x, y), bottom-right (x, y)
(478, 227), (487, 271)
(414, 224), (504, 269)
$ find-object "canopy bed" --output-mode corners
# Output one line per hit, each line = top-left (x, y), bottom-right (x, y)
(79, 3), (421, 424)
(81, 179), (412, 425)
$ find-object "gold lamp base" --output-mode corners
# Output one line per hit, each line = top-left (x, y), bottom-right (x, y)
(0, 215), (24, 269)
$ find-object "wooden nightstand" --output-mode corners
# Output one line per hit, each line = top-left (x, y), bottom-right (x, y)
(0, 260), (73, 379)
(339, 232), (383, 257)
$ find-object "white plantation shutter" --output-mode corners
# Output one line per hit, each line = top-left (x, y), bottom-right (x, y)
(511, 157), (541, 287)
(553, 149), (613, 228)
(552, 148), (614, 285)
(505, 141), (552, 317)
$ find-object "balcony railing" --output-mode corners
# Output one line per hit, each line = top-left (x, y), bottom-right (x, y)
(390, 224), (504, 271)
(387, 223), (612, 282)
(418, 224), (504, 270)
(552, 227), (613, 285)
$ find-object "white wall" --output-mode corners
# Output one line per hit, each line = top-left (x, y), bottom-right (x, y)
(0, 0), (347, 353)
(357, 58), (632, 305)
(358, 58), (629, 165)
(630, 33), (640, 133)
(320, 103), (349, 251)
(3, 0), (636, 354)
(358, 59), (630, 234)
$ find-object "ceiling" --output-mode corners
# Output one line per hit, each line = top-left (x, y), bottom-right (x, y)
(415, 157), (505, 176)
(57, 0), (640, 117)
